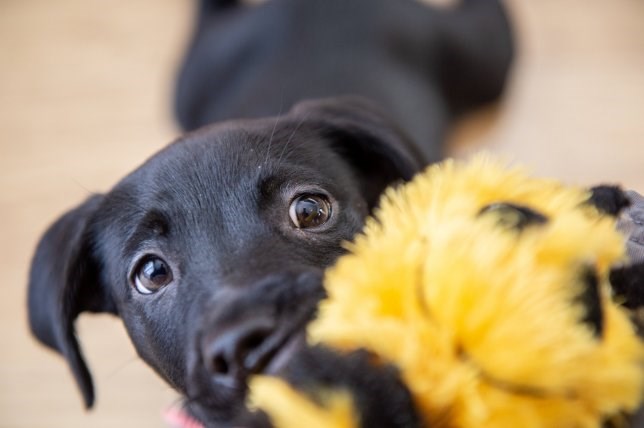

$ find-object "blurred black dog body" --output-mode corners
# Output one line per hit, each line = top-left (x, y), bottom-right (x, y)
(28, 0), (513, 426)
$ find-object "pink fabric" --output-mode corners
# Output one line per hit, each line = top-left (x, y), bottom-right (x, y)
(163, 405), (205, 428)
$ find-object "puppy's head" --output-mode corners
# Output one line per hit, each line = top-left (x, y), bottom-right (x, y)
(27, 97), (422, 424)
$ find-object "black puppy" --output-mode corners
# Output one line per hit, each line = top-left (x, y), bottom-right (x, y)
(28, 0), (514, 426)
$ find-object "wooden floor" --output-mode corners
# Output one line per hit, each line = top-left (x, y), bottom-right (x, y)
(1, 0), (643, 427)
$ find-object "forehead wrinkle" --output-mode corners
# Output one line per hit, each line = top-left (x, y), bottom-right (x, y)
(123, 210), (169, 257)
(155, 146), (267, 246)
(156, 133), (259, 203)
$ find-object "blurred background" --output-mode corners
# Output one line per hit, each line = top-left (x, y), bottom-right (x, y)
(1, 0), (643, 427)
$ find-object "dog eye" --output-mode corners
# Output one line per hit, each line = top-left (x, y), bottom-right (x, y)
(132, 256), (173, 294)
(289, 195), (332, 229)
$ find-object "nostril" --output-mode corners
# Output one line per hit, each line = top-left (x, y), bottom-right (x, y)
(212, 354), (230, 376)
(202, 318), (276, 382)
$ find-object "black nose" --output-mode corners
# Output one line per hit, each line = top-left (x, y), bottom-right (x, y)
(201, 317), (276, 386)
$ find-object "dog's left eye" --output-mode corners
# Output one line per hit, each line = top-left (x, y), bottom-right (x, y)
(289, 195), (332, 229)
(132, 256), (174, 294)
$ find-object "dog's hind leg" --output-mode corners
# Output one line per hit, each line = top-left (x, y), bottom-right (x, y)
(437, 0), (515, 115)
(199, 0), (241, 13)
(175, 0), (250, 130)
(194, 0), (245, 29)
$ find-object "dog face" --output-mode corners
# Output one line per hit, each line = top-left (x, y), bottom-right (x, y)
(27, 97), (423, 425)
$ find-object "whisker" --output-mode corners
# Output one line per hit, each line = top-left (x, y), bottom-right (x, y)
(104, 354), (144, 381)
(168, 394), (187, 408)
(264, 90), (285, 166)
(69, 178), (94, 196)
(278, 112), (309, 164)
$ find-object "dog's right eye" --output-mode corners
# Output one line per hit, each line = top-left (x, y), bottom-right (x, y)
(131, 256), (174, 295)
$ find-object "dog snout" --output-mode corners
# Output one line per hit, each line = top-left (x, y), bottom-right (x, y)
(201, 317), (276, 387)
(187, 270), (325, 399)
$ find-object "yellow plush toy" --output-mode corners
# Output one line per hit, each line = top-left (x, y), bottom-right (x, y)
(249, 156), (644, 428)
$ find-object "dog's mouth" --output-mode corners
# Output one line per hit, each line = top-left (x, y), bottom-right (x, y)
(185, 310), (316, 427)
(202, 317), (310, 387)
(243, 319), (308, 383)
(262, 327), (307, 376)
(185, 272), (326, 426)
(243, 285), (322, 380)
(179, 328), (306, 428)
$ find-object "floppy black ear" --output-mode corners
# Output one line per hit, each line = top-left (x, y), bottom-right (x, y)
(291, 96), (425, 209)
(28, 194), (116, 408)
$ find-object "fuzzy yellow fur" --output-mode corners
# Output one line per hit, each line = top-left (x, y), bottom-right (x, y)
(249, 377), (358, 428)
(250, 156), (644, 428)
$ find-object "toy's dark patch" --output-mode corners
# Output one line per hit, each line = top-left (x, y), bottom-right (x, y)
(280, 346), (422, 428)
(609, 263), (644, 310)
(478, 202), (548, 230)
(587, 185), (630, 216)
(576, 268), (604, 338)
